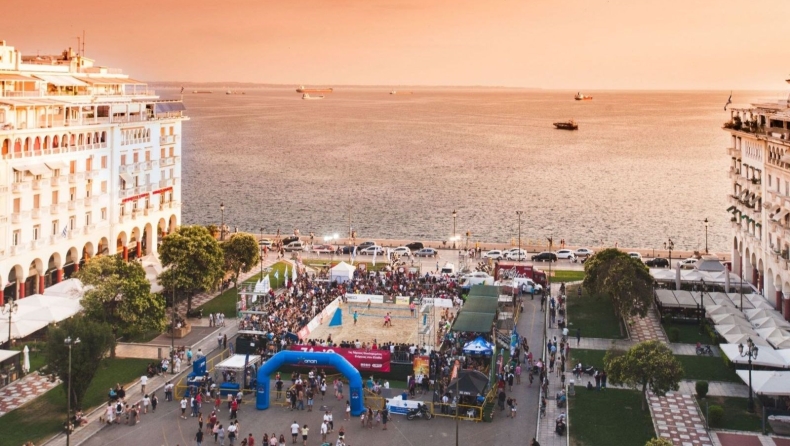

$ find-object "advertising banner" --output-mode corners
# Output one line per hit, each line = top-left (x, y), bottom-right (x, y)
(289, 345), (391, 372)
(413, 355), (430, 377)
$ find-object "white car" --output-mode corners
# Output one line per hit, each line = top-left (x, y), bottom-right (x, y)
(392, 246), (412, 257)
(483, 250), (505, 260)
(628, 252), (642, 261)
(556, 249), (577, 260)
(258, 238), (273, 248)
(360, 246), (384, 255)
(506, 249), (528, 261)
(679, 258), (698, 269)
(283, 241), (307, 252)
(462, 271), (494, 287)
(574, 248), (594, 257)
(514, 277), (543, 294)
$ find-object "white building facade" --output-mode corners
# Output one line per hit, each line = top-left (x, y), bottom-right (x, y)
(726, 89), (790, 319)
(0, 41), (187, 304)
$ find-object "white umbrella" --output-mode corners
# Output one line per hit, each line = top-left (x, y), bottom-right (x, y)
(0, 319), (49, 343)
(22, 345), (30, 374)
(745, 309), (774, 321)
(675, 265), (681, 291)
(752, 317), (790, 330)
(705, 304), (736, 316)
(722, 332), (769, 345)
(711, 313), (749, 325)
(716, 324), (758, 335)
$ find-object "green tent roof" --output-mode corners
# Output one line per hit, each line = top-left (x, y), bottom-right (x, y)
(468, 285), (500, 298)
(463, 296), (499, 314)
(451, 311), (496, 333)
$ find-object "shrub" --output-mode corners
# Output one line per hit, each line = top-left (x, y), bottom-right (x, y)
(645, 438), (674, 446)
(668, 328), (680, 343)
(696, 381), (709, 398)
(708, 405), (724, 426)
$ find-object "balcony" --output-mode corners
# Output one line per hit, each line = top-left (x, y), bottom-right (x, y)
(68, 199), (83, 210)
(9, 244), (26, 255)
(50, 176), (68, 187)
(32, 239), (46, 250)
(11, 182), (30, 193)
(84, 169), (101, 180)
(727, 147), (738, 157)
(69, 172), (85, 183)
(119, 187), (140, 199)
(49, 203), (66, 214)
(68, 229), (76, 239)
(160, 157), (174, 167)
(31, 208), (41, 219)
(83, 224), (96, 235)
(159, 178), (174, 188)
(11, 211), (30, 223)
(49, 235), (58, 245)
(31, 179), (46, 190)
(143, 161), (155, 170)
(160, 135), (177, 145)
(84, 196), (101, 207)
(120, 164), (139, 174)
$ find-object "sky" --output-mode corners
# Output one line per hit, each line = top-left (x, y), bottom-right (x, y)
(4, 0), (790, 89)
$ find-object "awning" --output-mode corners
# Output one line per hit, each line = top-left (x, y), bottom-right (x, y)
(45, 161), (69, 170)
(119, 173), (135, 184)
(154, 102), (186, 114)
(770, 206), (781, 217)
(76, 76), (147, 85)
(32, 74), (88, 87)
(0, 349), (21, 363)
(0, 73), (34, 82)
(773, 210), (790, 222)
(726, 205), (736, 212)
(14, 164), (51, 176)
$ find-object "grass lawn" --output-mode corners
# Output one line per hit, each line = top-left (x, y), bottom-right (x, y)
(566, 286), (625, 339)
(570, 388), (655, 446)
(0, 357), (150, 446)
(696, 396), (767, 432)
(662, 320), (714, 344)
(676, 355), (739, 383)
(198, 261), (290, 316)
(570, 349), (607, 371)
(552, 270), (586, 283)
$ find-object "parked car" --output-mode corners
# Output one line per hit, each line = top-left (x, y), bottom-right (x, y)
(358, 241), (377, 250)
(461, 271), (494, 288)
(531, 252), (557, 262)
(392, 246), (412, 257)
(281, 236), (299, 246)
(645, 257), (670, 268)
(283, 241), (306, 252)
(415, 248), (438, 257)
(679, 258), (699, 269)
(506, 249), (528, 261)
(483, 250), (505, 260)
(360, 246), (384, 255)
(406, 242), (425, 251)
(311, 244), (336, 254)
(514, 277), (544, 294)
(259, 238), (273, 248)
(574, 248), (594, 257)
(556, 249), (577, 260)
(628, 252), (642, 261)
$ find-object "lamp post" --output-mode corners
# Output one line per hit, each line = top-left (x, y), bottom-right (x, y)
(260, 227), (265, 277)
(2, 297), (18, 349)
(704, 218), (709, 254)
(516, 211), (523, 261)
(452, 210), (457, 249)
(664, 238), (675, 268)
(64, 336), (81, 446)
(738, 338), (759, 413)
(220, 202), (226, 241)
(171, 286), (176, 375)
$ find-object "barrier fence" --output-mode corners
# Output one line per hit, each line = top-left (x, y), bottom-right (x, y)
(174, 348), (231, 400)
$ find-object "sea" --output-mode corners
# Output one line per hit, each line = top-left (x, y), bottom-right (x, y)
(169, 87), (786, 253)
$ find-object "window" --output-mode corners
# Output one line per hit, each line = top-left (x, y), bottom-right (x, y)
(769, 175), (773, 187)
(101, 181), (107, 193)
(69, 215), (76, 230)
(13, 170), (23, 183)
(133, 152), (139, 163)
(145, 173), (150, 185)
(33, 194), (40, 209)
(169, 126), (174, 135)
(13, 197), (20, 213)
(160, 148), (165, 159)
(86, 157), (92, 172)
(12, 230), (20, 246)
(101, 155), (107, 169)
(69, 187), (76, 201)
(119, 204), (126, 216)
(169, 147), (174, 157)
(169, 168), (174, 179)
(121, 154), (127, 165)
(85, 212), (91, 226)
(33, 225), (40, 240)
(86, 179), (92, 197)
(52, 168), (60, 177)
(145, 150), (150, 161)
(52, 190), (59, 205)
(52, 220), (59, 236)
(101, 207), (107, 221)
(69, 160), (76, 174)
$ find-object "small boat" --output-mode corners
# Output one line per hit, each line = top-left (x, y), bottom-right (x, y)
(302, 94), (324, 100)
(574, 92), (593, 101)
(390, 90), (396, 95)
(226, 90), (232, 95)
(296, 85), (333, 93)
(553, 119), (578, 130)
(192, 90), (212, 94)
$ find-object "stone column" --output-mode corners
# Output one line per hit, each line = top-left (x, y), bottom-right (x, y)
(19, 281), (25, 299)
(57, 269), (63, 283)
(38, 275), (45, 294)
(778, 290), (783, 312)
(136, 241), (141, 258)
(123, 246), (128, 262)
(784, 292), (790, 321)
(0, 287), (4, 306)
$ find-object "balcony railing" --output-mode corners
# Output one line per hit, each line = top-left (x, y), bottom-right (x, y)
(84, 169), (101, 179)
(49, 203), (66, 214)
(49, 235), (58, 245)
(83, 224), (96, 235)
(160, 135), (177, 145)
(68, 199), (83, 210)
(9, 244), (27, 255)
(31, 208), (41, 219)
(69, 172), (85, 183)
(32, 239), (46, 250)
(50, 176), (68, 187)
(11, 182), (30, 193)
(2, 143), (108, 161)
(11, 211), (30, 223)
(160, 157), (175, 167)
(31, 179), (45, 190)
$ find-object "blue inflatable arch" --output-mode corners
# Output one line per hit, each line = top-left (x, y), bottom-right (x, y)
(255, 350), (364, 416)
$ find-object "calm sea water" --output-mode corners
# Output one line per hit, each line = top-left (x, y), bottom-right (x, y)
(173, 88), (779, 253)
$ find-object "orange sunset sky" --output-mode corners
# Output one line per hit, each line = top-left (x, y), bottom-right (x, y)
(3, 0), (790, 89)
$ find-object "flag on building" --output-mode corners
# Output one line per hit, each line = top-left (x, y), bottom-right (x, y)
(61, 226), (68, 238)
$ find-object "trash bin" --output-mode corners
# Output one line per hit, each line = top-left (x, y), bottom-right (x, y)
(402, 392), (408, 400)
(568, 380), (575, 396)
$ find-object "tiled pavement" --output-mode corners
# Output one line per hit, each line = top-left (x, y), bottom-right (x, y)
(0, 371), (60, 416)
(573, 337), (722, 357)
(648, 392), (713, 446)
(628, 307), (669, 343)
(712, 431), (777, 446)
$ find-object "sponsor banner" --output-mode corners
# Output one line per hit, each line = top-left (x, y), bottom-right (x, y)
(289, 345), (391, 372)
(413, 356), (430, 377)
(386, 397), (423, 415)
(419, 297), (455, 308)
(345, 294), (384, 304)
(383, 294), (395, 304)
(395, 296), (410, 305)
(298, 297), (341, 340)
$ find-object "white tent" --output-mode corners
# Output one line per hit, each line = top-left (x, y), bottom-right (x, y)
(15, 294), (80, 312)
(330, 262), (355, 283)
(215, 354), (262, 371)
(736, 370), (790, 396)
(140, 253), (164, 294)
(0, 318), (49, 343)
(716, 324), (758, 335)
(720, 343), (789, 369)
(753, 317), (790, 330)
(44, 278), (85, 300)
(705, 304), (737, 316)
(722, 332), (770, 346)
(711, 312), (748, 324)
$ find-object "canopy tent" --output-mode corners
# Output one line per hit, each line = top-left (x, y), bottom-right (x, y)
(462, 336), (494, 356)
(0, 349), (21, 363)
(446, 369), (490, 396)
(0, 318), (49, 343)
(215, 354), (262, 372)
(720, 343), (789, 369)
(462, 296), (499, 314)
(140, 253), (164, 294)
(651, 269), (747, 288)
(15, 305), (76, 324)
(44, 278), (85, 299)
(467, 285), (501, 298)
(722, 332), (770, 346)
(452, 311), (496, 333)
(711, 312), (748, 325)
(753, 317), (790, 330)
(330, 262), (355, 283)
(756, 327), (790, 345)
(716, 324), (759, 336)
(736, 370), (790, 396)
(705, 304), (736, 316)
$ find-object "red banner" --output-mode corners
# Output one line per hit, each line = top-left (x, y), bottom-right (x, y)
(289, 345), (391, 372)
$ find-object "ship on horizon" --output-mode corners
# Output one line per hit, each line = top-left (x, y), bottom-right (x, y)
(297, 85), (333, 93)
(574, 92), (593, 101)
(302, 93), (324, 100)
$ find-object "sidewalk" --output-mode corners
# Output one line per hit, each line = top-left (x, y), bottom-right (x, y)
(0, 371), (60, 416)
(573, 337), (722, 357)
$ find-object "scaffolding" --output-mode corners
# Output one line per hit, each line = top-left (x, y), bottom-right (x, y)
(416, 296), (437, 351)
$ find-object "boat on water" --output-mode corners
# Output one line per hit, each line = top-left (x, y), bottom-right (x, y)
(296, 85), (333, 93)
(192, 90), (212, 94)
(390, 90), (396, 95)
(574, 92), (593, 101)
(302, 94), (324, 100)
(553, 119), (578, 130)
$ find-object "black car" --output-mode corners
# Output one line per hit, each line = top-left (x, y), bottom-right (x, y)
(645, 257), (670, 268)
(281, 236), (299, 246)
(531, 252), (557, 262)
(406, 242), (424, 251)
(357, 241), (377, 250)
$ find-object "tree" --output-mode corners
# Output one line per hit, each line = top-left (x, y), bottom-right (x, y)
(583, 248), (654, 327)
(45, 316), (115, 410)
(645, 438), (674, 446)
(159, 225), (225, 312)
(604, 341), (684, 410)
(76, 255), (166, 355)
(222, 233), (260, 290)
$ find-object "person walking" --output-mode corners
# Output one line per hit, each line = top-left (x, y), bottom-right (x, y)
(290, 421), (299, 444)
(320, 420), (328, 443)
(140, 374), (148, 395)
(151, 393), (158, 413)
(576, 328), (581, 346)
(381, 407), (389, 430)
(180, 396), (188, 419)
(195, 429), (204, 446)
(300, 424), (309, 446)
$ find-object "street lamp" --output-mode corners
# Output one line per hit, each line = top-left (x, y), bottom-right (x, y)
(452, 210), (457, 249)
(704, 218), (709, 254)
(664, 238), (675, 268)
(738, 338), (759, 413)
(260, 227), (265, 277)
(220, 202), (226, 241)
(516, 211), (523, 261)
(2, 297), (18, 349)
(64, 336), (81, 446)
